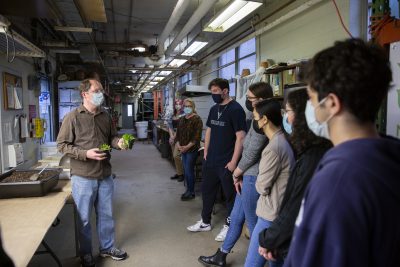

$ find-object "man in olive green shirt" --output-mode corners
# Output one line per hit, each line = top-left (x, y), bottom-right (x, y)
(57, 79), (128, 266)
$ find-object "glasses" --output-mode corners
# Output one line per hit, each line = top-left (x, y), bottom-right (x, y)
(246, 95), (258, 101)
(184, 105), (193, 108)
(281, 109), (294, 116)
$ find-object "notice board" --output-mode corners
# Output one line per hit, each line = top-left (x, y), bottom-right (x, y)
(3, 72), (23, 110)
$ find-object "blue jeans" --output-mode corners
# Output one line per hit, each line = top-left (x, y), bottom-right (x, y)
(244, 217), (284, 267)
(221, 175), (259, 253)
(182, 150), (198, 194)
(72, 175), (115, 255)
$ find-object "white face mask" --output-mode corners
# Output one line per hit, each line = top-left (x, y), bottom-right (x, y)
(305, 99), (332, 139)
(91, 92), (104, 107)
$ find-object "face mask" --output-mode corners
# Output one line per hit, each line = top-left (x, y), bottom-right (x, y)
(282, 113), (292, 134)
(212, 93), (223, 104)
(245, 99), (253, 112)
(305, 99), (332, 139)
(252, 119), (264, 135)
(90, 92), (104, 107)
(183, 107), (193, 115)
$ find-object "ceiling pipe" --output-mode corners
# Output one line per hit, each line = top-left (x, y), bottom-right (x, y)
(164, 0), (218, 57)
(158, 0), (191, 55)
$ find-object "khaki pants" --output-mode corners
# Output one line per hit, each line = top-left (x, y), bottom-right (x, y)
(172, 143), (184, 176)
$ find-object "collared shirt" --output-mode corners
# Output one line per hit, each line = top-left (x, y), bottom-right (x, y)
(56, 105), (120, 179)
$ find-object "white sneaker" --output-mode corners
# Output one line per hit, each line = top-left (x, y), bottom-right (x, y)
(187, 220), (211, 232)
(215, 224), (229, 242)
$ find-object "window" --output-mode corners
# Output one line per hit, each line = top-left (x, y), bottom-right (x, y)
(178, 72), (192, 88)
(218, 38), (256, 97)
(127, 105), (133, 117)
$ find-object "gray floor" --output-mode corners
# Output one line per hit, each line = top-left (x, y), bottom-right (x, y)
(29, 142), (249, 267)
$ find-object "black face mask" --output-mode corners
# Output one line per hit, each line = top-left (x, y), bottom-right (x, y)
(245, 99), (253, 112)
(252, 119), (264, 135)
(212, 93), (223, 104)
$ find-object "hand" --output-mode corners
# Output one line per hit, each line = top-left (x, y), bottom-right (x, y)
(86, 148), (106, 161)
(117, 138), (127, 150)
(203, 152), (207, 160)
(169, 137), (175, 145)
(234, 180), (243, 195)
(258, 246), (277, 261)
(179, 145), (189, 153)
(225, 161), (236, 172)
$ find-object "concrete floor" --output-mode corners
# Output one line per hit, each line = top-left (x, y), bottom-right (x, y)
(28, 142), (249, 267)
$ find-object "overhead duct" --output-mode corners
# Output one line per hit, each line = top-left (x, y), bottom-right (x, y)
(158, 0), (191, 55)
(164, 0), (218, 56)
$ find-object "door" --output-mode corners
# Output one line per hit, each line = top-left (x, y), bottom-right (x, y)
(39, 78), (54, 142)
(122, 103), (134, 129)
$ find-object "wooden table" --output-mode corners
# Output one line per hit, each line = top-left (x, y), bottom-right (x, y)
(0, 180), (72, 267)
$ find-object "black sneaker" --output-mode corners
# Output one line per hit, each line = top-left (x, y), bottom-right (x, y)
(100, 247), (128, 261)
(177, 175), (184, 182)
(80, 254), (96, 267)
(170, 174), (179, 180)
(181, 192), (195, 201)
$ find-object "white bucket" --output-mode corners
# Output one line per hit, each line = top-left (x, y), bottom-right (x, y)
(136, 121), (148, 139)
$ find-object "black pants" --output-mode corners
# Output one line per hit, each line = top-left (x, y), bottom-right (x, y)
(201, 163), (236, 224)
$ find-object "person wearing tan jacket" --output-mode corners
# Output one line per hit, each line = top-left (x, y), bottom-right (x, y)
(244, 98), (295, 267)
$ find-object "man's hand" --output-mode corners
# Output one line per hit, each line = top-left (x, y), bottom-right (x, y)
(86, 148), (106, 161)
(117, 138), (127, 150)
(225, 161), (236, 172)
(234, 180), (242, 195)
(179, 145), (189, 153)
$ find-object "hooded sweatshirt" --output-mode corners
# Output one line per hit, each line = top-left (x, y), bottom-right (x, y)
(284, 136), (400, 267)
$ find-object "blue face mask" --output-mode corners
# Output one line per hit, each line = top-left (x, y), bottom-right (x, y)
(91, 92), (104, 107)
(282, 113), (292, 134)
(183, 107), (193, 115)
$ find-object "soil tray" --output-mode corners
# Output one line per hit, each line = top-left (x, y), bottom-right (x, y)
(0, 169), (61, 199)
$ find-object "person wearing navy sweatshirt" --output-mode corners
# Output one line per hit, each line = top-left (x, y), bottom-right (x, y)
(284, 38), (400, 267)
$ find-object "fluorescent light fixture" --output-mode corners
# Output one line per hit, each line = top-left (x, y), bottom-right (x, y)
(204, 0), (263, 32)
(126, 85), (133, 88)
(159, 71), (172, 76)
(130, 45), (146, 52)
(149, 82), (158, 85)
(182, 41), (208, 56)
(54, 26), (93, 33)
(168, 59), (188, 67)
(153, 76), (165, 81)
(129, 70), (137, 73)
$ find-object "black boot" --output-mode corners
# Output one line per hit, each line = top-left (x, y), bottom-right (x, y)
(170, 174), (179, 180)
(198, 249), (227, 267)
(177, 175), (184, 182)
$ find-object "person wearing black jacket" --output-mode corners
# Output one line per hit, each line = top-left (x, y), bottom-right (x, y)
(258, 88), (332, 262)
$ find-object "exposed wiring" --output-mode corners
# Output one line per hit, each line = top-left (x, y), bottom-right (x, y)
(332, 0), (353, 38)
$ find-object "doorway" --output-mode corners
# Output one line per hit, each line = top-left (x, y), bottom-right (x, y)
(39, 78), (54, 142)
(122, 103), (134, 129)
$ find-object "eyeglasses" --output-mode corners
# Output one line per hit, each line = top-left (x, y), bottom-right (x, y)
(281, 109), (294, 116)
(246, 95), (258, 101)
(184, 105), (193, 108)
(87, 90), (104, 94)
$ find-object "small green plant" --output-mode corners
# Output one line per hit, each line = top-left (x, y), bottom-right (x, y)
(99, 143), (111, 151)
(122, 134), (135, 149)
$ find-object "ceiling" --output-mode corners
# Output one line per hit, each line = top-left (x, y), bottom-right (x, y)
(0, 0), (274, 94)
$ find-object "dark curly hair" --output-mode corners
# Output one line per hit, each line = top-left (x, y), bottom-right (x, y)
(304, 38), (392, 123)
(208, 78), (230, 92)
(286, 88), (332, 155)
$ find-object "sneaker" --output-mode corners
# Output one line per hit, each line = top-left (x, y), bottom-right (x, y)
(181, 192), (195, 201)
(215, 224), (229, 242)
(177, 175), (184, 182)
(80, 254), (96, 267)
(170, 174), (179, 180)
(187, 220), (211, 232)
(100, 247), (128, 261)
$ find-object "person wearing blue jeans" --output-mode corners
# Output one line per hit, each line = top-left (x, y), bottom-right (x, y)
(181, 150), (198, 198)
(72, 175), (115, 255)
(243, 99), (295, 267)
(57, 79), (128, 267)
(175, 98), (203, 201)
(198, 82), (272, 266)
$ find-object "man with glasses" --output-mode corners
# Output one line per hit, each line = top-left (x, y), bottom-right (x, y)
(57, 79), (128, 267)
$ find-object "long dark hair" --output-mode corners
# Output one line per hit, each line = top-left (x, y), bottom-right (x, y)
(287, 88), (331, 154)
(249, 82), (273, 99)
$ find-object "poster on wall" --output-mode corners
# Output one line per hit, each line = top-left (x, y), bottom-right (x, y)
(3, 72), (23, 110)
(388, 42), (400, 138)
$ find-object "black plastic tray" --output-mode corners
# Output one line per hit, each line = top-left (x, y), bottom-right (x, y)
(0, 169), (61, 199)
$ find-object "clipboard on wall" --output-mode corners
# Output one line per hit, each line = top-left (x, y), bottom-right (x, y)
(3, 72), (23, 110)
